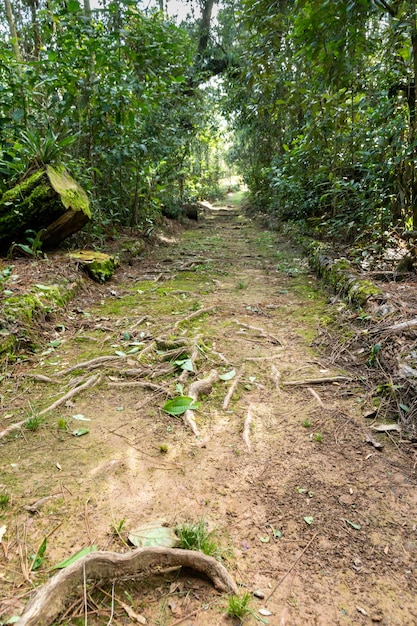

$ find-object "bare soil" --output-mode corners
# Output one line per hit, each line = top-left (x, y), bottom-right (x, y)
(1, 203), (417, 626)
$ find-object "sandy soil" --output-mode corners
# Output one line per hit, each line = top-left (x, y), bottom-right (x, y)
(1, 203), (417, 626)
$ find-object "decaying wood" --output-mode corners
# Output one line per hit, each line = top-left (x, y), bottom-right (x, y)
(223, 366), (245, 410)
(283, 376), (352, 386)
(243, 408), (253, 452)
(183, 369), (219, 436)
(17, 547), (238, 626)
(39, 374), (101, 416)
(58, 356), (122, 376)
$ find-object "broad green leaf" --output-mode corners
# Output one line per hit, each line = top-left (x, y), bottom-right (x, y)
(128, 523), (180, 548)
(162, 396), (200, 416)
(174, 358), (194, 372)
(72, 428), (89, 437)
(219, 369), (236, 381)
(31, 537), (47, 570)
(52, 545), (98, 569)
(303, 516), (314, 525)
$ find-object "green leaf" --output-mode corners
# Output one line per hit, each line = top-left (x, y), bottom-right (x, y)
(31, 537), (47, 570)
(303, 516), (314, 525)
(162, 396), (200, 416)
(128, 523), (180, 548)
(115, 350), (126, 357)
(71, 414), (90, 421)
(399, 404), (409, 412)
(52, 545), (98, 569)
(344, 519), (361, 530)
(258, 535), (270, 543)
(174, 358), (194, 372)
(72, 428), (89, 436)
(219, 369), (236, 381)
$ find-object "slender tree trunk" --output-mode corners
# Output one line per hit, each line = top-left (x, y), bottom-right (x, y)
(4, 0), (22, 61)
(411, 0), (417, 228)
(198, 0), (216, 56)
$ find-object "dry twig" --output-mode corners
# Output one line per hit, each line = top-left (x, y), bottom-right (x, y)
(283, 376), (352, 386)
(58, 357), (121, 376)
(173, 306), (216, 329)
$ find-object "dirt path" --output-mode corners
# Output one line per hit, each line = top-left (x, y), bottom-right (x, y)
(1, 203), (417, 625)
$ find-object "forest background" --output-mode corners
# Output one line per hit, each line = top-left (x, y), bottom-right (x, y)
(2, 0), (417, 250)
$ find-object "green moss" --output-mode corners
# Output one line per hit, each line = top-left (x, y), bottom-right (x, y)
(69, 251), (118, 283)
(47, 165), (91, 218)
(347, 280), (382, 305)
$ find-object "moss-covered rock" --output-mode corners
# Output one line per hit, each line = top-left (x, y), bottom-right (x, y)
(0, 165), (91, 251)
(69, 251), (119, 283)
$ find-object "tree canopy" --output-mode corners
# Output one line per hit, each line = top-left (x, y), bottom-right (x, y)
(2, 0), (417, 244)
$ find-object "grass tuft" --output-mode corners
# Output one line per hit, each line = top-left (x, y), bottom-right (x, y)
(227, 591), (252, 620)
(175, 520), (222, 559)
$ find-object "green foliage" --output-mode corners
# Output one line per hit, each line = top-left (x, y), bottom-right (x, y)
(0, 493), (10, 509)
(226, 592), (252, 620)
(175, 519), (222, 558)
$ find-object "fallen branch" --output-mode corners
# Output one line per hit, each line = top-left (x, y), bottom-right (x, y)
(369, 318), (417, 335)
(0, 419), (28, 440)
(243, 408), (253, 452)
(183, 369), (219, 436)
(39, 374), (101, 416)
(223, 366), (245, 410)
(265, 533), (318, 602)
(58, 356), (122, 376)
(283, 376), (352, 386)
(18, 547), (238, 626)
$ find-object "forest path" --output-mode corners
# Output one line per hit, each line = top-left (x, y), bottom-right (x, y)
(1, 201), (417, 625)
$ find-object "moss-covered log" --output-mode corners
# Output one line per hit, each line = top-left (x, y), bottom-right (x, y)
(69, 251), (119, 283)
(0, 165), (91, 251)
(304, 240), (382, 306)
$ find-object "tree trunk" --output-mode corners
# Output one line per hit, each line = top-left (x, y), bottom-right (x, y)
(4, 0), (22, 61)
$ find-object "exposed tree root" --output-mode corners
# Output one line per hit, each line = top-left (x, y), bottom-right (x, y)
(39, 374), (101, 416)
(243, 407), (253, 452)
(57, 356), (122, 376)
(173, 306), (216, 329)
(369, 317), (417, 335)
(17, 547), (238, 626)
(183, 369), (219, 436)
(223, 366), (245, 410)
(233, 320), (283, 345)
(107, 381), (172, 395)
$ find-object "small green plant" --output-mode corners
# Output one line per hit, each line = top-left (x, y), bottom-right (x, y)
(227, 591), (252, 620)
(57, 418), (68, 431)
(0, 493), (10, 509)
(175, 520), (221, 558)
(314, 432), (323, 442)
(367, 343), (381, 367)
(302, 419), (312, 428)
(8, 229), (45, 258)
(159, 443), (168, 453)
(236, 279), (247, 289)
(25, 414), (43, 431)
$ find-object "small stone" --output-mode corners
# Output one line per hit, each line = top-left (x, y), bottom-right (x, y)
(253, 589), (265, 599)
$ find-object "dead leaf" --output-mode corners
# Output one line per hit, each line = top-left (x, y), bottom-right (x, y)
(365, 433), (384, 449)
(356, 606), (368, 616)
(121, 601), (147, 624)
(259, 608), (273, 616)
(370, 423), (402, 433)
(0, 525), (6, 543)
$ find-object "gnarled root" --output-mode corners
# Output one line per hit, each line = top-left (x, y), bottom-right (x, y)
(18, 547), (238, 626)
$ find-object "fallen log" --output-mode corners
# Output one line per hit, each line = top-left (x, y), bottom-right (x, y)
(0, 165), (90, 251)
(17, 547), (238, 626)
